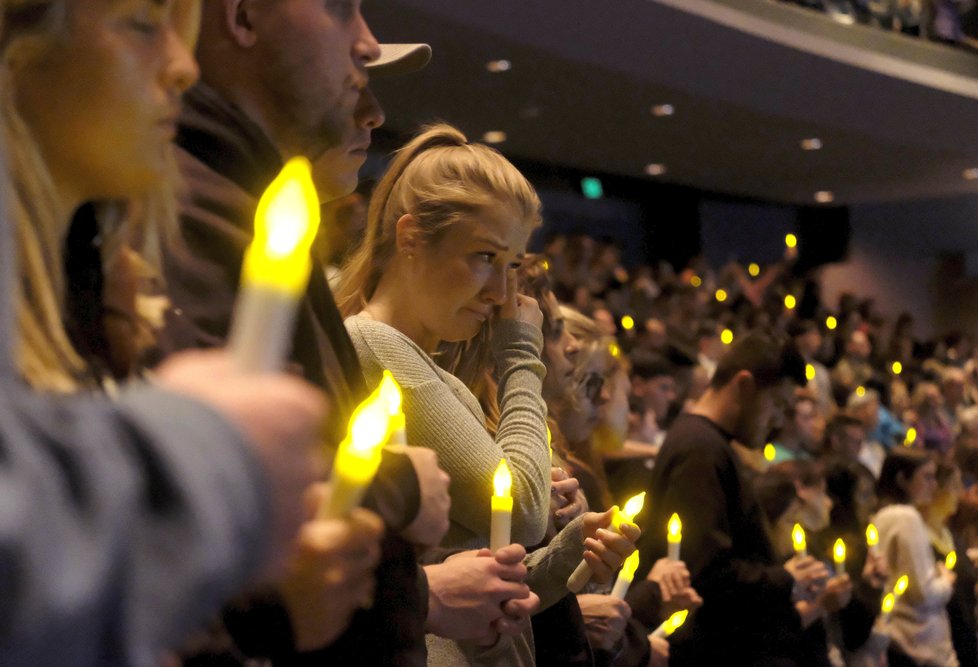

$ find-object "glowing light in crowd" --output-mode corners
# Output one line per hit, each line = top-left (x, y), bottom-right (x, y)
(715, 289), (728, 303)
(833, 538), (846, 576)
(792, 523), (807, 557)
(805, 364), (815, 382)
(946, 551), (957, 571)
(825, 316), (838, 330)
(690, 275), (702, 287)
(892, 361), (903, 375)
(748, 263), (760, 277)
(764, 444), (776, 462)
(784, 294), (797, 310)
(621, 315), (635, 331)
(904, 427), (917, 446)
(667, 513), (682, 561)
(489, 459), (514, 552)
(721, 328), (734, 345)
(785, 233), (798, 249)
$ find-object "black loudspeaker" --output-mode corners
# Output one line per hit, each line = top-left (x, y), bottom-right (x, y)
(795, 205), (851, 273)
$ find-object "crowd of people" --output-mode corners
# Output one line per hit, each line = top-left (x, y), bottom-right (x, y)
(1, 0), (975, 666)
(779, 0), (978, 48)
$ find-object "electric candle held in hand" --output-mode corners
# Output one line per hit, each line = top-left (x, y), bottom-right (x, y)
(866, 523), (879, 557)
(894, 575), (909, 598)
(833, 538), (846, 576)
(379, 371), (406, 446)
(229, 157), (320, 372)
(667, 513), (682, 561)
(881, 593), (896, 623)
(566, 492), (645, 592)
(946, 551), (958, 571)
(792, 523), (807, 558)
(489, 459), (513, 552)
(652, 610), (689, 639)
(611, 550), (640, 599)
(318, 379), (393, 519)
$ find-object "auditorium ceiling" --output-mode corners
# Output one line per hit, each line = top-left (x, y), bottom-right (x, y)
(366, 0), (978, 206)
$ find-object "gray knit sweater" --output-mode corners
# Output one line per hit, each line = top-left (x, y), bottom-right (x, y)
(346, 315), (589, 666)
(345, 314), (551, 549)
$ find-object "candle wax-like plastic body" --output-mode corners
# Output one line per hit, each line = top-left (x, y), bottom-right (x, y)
(489, 496), (513, 552)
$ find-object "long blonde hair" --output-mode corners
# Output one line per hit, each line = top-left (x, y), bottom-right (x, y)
(1, 0), (186, 390)
(334, 123), (542, 317)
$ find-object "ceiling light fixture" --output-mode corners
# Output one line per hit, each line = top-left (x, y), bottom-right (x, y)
(644, 163), (667, 176)
(482, 131), (507, 144)
(651, 104), (675, 117)
(963, 168), (978, 180)
(486, 59), (511, 73)
(800, 138), (823, 151)
(814, 191), (834, 203)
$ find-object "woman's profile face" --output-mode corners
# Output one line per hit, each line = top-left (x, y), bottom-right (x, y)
(14, 0), (199, 205)
(410, 207), (531, 345)
(906, 461), (938, 506)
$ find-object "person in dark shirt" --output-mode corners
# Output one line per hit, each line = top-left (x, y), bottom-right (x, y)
(633, 330), (830, 666)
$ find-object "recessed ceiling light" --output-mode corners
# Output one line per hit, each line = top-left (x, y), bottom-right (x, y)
(486, 59), (511, 73)
(482, 131), (507, 144)
(963, 168), (978, 180)
(650, 104), (675, 117)
(801, 138), (823, 151)
(814, 190), (834, 203)
(644, 163), (667, 176)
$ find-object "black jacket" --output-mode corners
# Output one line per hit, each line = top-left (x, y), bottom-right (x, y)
(158, 82), (427, 666)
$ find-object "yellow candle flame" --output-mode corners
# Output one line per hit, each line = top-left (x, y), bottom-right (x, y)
(904, 427), (917, 446)
(378, 370), (402, 416)
(715, 289), (727, 303)
(335, 380), (392, 483)
(946, 551), (957, 571)
(833, 538), (846, 565)
(668, 513), (682, 542)
(894, 575), (909, 597)
(856, 385), (866, 398)
(825, 315), (838, 330)
(784, 294), (797, 310)
(621, 315), (635, 331)
(748, 262), (760, 277)
(609, 343), (621, 358)
(785, 233), (798, 249)
(242, 157), (320, 295)
(891, 361), (903, 375)
(763, 443), (776, 462)
(546, 424), (553, 462)
(721, 328), (734, 345)
(493, 459), (512, 498)
(621, 492), (646, 521)
(690, 275), (702, 287)
(621, 549), (640, 579)
(792, 523), (807, 554)
(866, 523), (879, 547)
(805, 364), (816, 382)
(881, 592), (895, 614)
(662, 610), (689, 637)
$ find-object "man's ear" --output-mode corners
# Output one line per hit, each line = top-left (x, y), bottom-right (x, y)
(732, 369), (756, 402)
(223, 0), (258, 48)
(395, 214), (423, 256)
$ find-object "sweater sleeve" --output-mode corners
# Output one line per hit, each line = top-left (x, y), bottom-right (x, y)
(524, 515), (587, 612)
(0, 385), (270, 666)
(347, 317), (550, 547)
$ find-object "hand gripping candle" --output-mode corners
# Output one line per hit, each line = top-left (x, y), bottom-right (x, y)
(611, 550), (640, 599)
(651, 610), (689, 639)
(667, 513), (682, 561)
(566, 492), (645, 592)
(229, 157), (320, 372)
(792, 523), (807, 558)
(318, 378), (393, 519)
(833, 538), (846, 577)
(489, 459), (513, 552)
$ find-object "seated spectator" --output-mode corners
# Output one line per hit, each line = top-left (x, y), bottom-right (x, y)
(771, 393), (826, 462)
